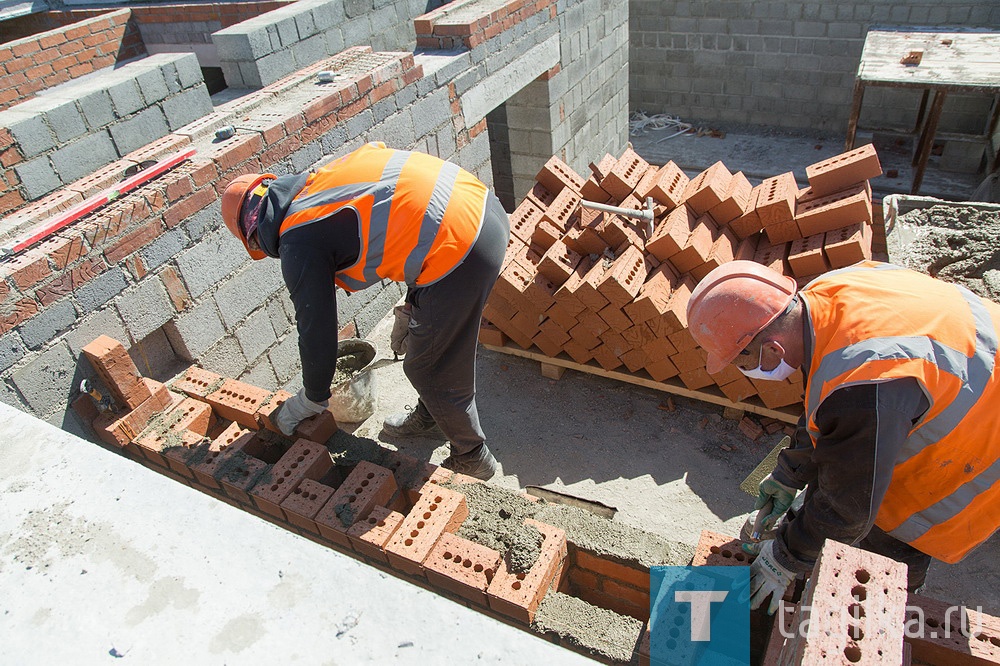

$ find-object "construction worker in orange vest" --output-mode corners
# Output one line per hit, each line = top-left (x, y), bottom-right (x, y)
(222, 142), (510, 480)
(687, 260), (1000, 614)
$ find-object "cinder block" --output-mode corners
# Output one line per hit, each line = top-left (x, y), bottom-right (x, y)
(424, 532), (502, 607)
(682, 161), (732, 214)
(486, 519), (567, 624)
(788, 233), (830, 277)
(708, 170), (753, 224)
(205, 378), (272, 429)
(251, 438), (333, 518)
(280, 478), (337, 534)
(648, 161), (690, 209)
(170, 366), (224, 400)
(315, 460), (397, 547)
(535, 155), (584, 194)
(806, 143), (882, 196)
(795, 182), (872, 238)
(82, 335), (152, 410)
(824, 221), (872, 268)
(347, 505), (406, 564)
(384, 483), (469, 577)
(647, 204), (697, 262)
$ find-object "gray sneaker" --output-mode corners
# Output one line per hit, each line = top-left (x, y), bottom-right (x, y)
(441, 444), (498, 481)
(382, 406), (446, 439)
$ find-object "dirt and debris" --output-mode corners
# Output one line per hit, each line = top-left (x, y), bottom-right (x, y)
(532, 591), (644, 663)
(890, 204), (1000, 301)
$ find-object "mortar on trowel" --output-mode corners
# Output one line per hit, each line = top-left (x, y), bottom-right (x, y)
(328, 338), (386, 423)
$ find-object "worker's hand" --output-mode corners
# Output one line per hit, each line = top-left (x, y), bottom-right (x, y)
(275, 388), (328, 436)
(390, 304), (411, 357)
(749, 540), (796, 615)
(754, 473), (797, 532)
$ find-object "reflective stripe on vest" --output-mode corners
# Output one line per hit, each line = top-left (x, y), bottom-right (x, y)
(801, 262), (1000, 562)
(278, 143), (486, 291)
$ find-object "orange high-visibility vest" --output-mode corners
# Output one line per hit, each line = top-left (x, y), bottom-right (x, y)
(278, 142), (488, 291)
(800, 262), (1000, 563)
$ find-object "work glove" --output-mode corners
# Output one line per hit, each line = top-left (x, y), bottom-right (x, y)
(275, 388), (328, 436)
(390, 304), (412, 357)
(748, 539), (796, 615)
(754, 473), (797, 534)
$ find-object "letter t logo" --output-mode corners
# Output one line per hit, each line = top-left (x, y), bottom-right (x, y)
(674, 590), (730, 641)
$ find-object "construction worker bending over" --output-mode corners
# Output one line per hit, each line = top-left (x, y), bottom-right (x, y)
(686, 260), (1000, 614)
(222, 142), (510, 480)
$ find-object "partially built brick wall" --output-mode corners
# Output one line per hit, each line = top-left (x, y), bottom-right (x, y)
(630, 0), (999, 135)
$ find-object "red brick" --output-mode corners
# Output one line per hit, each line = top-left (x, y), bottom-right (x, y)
(678, 367), (714, 390)
(691, 530), (750, 566)
(754, 240), (790, 275)
(160, 266), (191, 312)
(648, 161), (690, 209)
(96, 379), (173, 446)
(347, 505), (407, 563)
(788, 232), (830, 278)
(806, 143), (882, 197)
(424, 532), (502, 607)
(824, 221), (872, 268)
(795, 181), (873, 238)
(756, 171), (798, 230)
(535, 155), (583, 195)
(589, 153), (617, 181)
(526, 181), (556, 210)
(601, 147), (647, 201)
(478, 321), (507, 346)
(251, 438), (333, 518)
(623, 263), (679, 327)
(171, 366), (224, 400)
(280, 478), (337, 534)
(34, 257), (108, 307)
(670, 347), (707, 374)
(385, 483), (469, 577)
(905, 594), (1000, 666)
(647, 204), (697, 262)
(691, 227), (739, 282)
(579, 174), (612, 204)
(645, 356), (680, 382)
(669, 216), (716, 275)
(718, 375), (756, 403)
(82, 335), (153, 410)
(540, 187), (581, 232)
(708, 170), (753, 224)
(293, 408), (338, 444)
(255, 389), (292, 434)
(486, 519), (567, 623)
(682, 161), (732, 214)
(188, 422), (256, 489)
(537, 238), (582, 287)
(316, 461), (398, 547)
(37, 234), (86, 270)
(104, 218), (163, 264)
(219, 455), (271, 504)
(509, 198), (543, 243)
(597, 244), (649, 307)
(761, 602), (799, 666)
(2, 248), (51, 290)
(205, 379), (272, 429)
(136, 425), (205, 472)
(730, 185), (764, 239)
(739, 416), (764, 441)
(575, 550), (649, 588)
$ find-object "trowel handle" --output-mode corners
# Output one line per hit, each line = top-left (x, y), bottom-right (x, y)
(751, 498), (774, 541)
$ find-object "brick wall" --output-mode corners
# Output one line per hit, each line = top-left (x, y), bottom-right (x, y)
(0, 10), (145, 113)
(630, 0), (1000, 134)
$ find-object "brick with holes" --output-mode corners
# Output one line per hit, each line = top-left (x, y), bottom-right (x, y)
(795, 181), (873, 238)
(904, 594), (1000, 666)
(315, 460), (398, 547)
(218, 454), (271, 504)
(94, 379), (175, 447)
(537, 238), (582, 287)
(487, 519), (567, 623)
(806, 143), (882, 197)
(788, 232), (830, 278)
(597, 244), (649, 307)
(280, 478), (337, 534)
(708, 170), (753, 224)
(682, 161), (732, 214)
(824, 221), (873, 268)
(384, 483), (469, 577)
(624, 262), (680, 327)
(692, 530), (751, 566)
(82, 335), (152, 410)
(600, 146), (647, 201)
(250, 438), (333, 518)
(205, 378), (272, 429)
(509, 198), (543, 243)
(756, 172), (799, 243)
(540, 188), (581, 232)
(347, 505), (407, 563)
(171, 366), (224, 400)
(535, 155), (584, 195)
(648, 161), (690, 209)
(424, 532), (502, 607)
(188, 422), (257, 489)
(256, 390), (292, 434)
(668, 216), (717, 275)
(647, 204), (697, 262)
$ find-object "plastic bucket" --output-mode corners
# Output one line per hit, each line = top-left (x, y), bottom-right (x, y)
(328, 338), (378, 423)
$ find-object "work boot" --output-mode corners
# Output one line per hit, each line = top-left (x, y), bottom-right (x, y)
(382, 405), (445, 439)
(441, 444), (498, 481)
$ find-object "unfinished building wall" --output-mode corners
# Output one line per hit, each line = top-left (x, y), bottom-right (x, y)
(630, 0), (999, 134)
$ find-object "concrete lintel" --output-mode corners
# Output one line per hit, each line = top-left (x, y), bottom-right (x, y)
(460, 34), (559, 128)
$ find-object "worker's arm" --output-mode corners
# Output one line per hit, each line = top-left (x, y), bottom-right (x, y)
(279, 209), (361, 403)
(771, 378), (928, 575)
(770, 413), (818, 489)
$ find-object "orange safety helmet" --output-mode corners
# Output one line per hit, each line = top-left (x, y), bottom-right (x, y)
(686, 260), (797, 374)
(222, 173), (275, 260)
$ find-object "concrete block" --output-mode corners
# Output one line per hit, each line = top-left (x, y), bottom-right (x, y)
(199, 336), (249, 378)
(265, 297), (292, 337)
(116, 277), (173, 343)
(267, 333), (300, 383)
(239, 359), (278, 391)
(19, 299), (77, 350)
(3, 111), (54, 158)
(173, 53), (205, 89)
(180, 200), (222, 243)
(139, 229), (187, 272)
(253, 49), (297, 88)
(63, 308), (129, 357)
(161, 85), (214, 131)
(234, 307), (277, 361)
(213, 28), (273, 62)
(290, 33), (326, 69)
(354, 282), (404, 337)
(106, 78), (145, 118)
(0, 332), (27, 373)
(271, 15), (298, 49)
(10, 341), (77, 415)
(163, 299), (226, 361)
(50, 132), (119, 185)
(14, 156), (62, 200)
(44, 103), (88, 144)
(76, 89), (116, 131)
(309, 0), (345, 31)
(174, 229), (248, 300)
(214, 260), (283, 330)
(135, 67), (170, 105)
(109, 108), (171, 157)
(75, 267), (128, 315)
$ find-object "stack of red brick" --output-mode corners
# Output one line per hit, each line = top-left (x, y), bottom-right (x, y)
(73, 334), (572, 627)
(481, 144), (883, 412)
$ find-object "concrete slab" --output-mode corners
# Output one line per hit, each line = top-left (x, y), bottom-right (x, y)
(0, 402), (591, 665)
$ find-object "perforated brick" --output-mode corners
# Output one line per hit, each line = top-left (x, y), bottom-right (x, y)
(509, 198), (543, 243)
(219, 455), (271, 504)
(280, 478), (337, 534)
(669, 217), (716, 275)
(647, 204), (697, 262)
(648, 161), (690, 209)
(824, 221), (872, 268)
(424, 532), (502, 607)
(384, 483), (468, 577)
(601, 146), (647, 201)
(788, 233), (830, 278)
(756, 172), (798, 232)
(486, 519), (567, 624)
(315, 460), (397, 547)
(535, 155), (584, 195)
(597, 244), (649, 307)
(256, 389), (292, 434)
(708, 170), (753, 224)
(171, 366), (224, 400)
(806, 143), (882, 197)
(82, 335), (151, 410)
(188, 422), (256, 489)
(905, 594), (1000, 666)
(682, 161), (732, 214)
(795, 182), (872, 238)
(95, 379), (174, 447)
(538, 241), (582, 291)
(347, 505), (406, 563)
(251, 438), (333, 518)
(205, 379), (272, 429)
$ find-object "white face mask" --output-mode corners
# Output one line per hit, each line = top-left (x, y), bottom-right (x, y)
(739, 346), (797, 381)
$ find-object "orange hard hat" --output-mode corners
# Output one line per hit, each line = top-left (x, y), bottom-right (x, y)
(222, 173), (275, 260)
(686, 260), (797, 374)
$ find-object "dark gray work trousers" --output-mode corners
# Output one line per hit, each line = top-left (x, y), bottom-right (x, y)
(403, 192), (509, 456)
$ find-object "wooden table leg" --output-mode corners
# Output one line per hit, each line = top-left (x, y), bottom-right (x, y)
(911, 90), (947, 195)
(845, 78), (865, 151)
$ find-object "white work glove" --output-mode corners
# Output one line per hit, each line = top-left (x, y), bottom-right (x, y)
(748, 540), (796, 615)
(754, 472), (798, 533)
(390, 304), (412, 357)
(275, 388), (328, 436)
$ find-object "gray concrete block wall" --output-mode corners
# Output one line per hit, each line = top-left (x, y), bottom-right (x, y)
(630, 0), (998, 134)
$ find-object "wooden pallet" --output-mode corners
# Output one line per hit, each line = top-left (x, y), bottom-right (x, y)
(482, 341), (803, 425)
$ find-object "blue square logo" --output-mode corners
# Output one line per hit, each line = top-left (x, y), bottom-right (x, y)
(649, 566), (750, 665)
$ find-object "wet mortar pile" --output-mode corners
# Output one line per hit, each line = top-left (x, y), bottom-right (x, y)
(890, 204), (1000, 300)
(333, 350), (368, 384)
